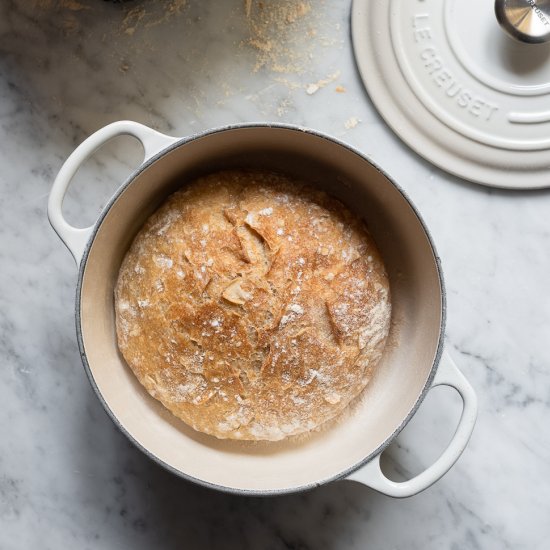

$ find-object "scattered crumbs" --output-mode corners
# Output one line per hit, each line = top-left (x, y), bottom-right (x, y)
(306, 83), (320, 95)
(34, 0), (90, 11)
(305, 71), (341, 95)
(121, 0), (188, 36)
(273, 77), (304, 91)
(335, 85), (346, 93)
(245, 0), (316, 73)
(344, 117), (360, 130)
(276, 97), (293, 117)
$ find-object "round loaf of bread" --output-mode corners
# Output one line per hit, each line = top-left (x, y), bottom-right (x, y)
(115, 170), (391, 441)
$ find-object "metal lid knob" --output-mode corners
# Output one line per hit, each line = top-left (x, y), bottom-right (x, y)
(495, 0), (550, 43)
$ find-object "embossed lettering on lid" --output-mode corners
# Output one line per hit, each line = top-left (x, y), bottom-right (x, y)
(352, 0), (550, 189)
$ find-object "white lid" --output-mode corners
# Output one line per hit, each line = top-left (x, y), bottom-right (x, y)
(352, 0), (550, 189)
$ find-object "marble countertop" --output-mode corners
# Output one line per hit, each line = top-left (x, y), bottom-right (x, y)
(1, 0), (549, 548)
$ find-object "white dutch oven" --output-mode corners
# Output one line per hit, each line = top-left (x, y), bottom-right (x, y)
(48, 121), (477, 497)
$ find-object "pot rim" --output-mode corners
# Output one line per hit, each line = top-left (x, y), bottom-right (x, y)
(74, 122), (446, 496)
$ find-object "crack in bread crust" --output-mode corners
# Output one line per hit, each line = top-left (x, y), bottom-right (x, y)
(114, 170), (391, 441)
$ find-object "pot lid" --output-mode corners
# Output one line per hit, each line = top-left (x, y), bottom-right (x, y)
(352, 0), (550, 189)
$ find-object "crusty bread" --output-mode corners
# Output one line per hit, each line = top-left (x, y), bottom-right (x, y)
(115, 170), (391, 441)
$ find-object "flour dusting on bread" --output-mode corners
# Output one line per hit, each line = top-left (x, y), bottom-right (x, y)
(115, 170), (391, 441)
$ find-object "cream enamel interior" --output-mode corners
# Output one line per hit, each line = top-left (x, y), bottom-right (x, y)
(78, 127), (443, 493)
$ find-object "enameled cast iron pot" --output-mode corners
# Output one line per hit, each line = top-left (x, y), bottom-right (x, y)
(48, 121), (477, 497)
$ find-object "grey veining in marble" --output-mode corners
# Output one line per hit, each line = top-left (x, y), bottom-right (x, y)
(0, 0), (549, 548)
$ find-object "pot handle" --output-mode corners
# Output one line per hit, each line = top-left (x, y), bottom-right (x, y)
(346, 351), (477, 497)
(47, 120), (179, 265)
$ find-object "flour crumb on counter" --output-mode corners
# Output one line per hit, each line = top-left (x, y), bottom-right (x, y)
(344, 117), (360, 130)
(245, 0), (314, 73)
(305, 71), (341, 95)
(306, 83), (320, 95)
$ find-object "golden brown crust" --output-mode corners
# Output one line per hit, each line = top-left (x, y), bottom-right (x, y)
(115, 170), (391, 440)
